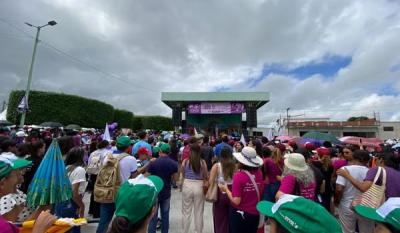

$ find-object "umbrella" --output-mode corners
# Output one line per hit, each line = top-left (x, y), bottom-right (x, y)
(340, 136), (383, 148)
(0, 120), (14, 126)
(180, 134), (190, 139)
(300, 138), (325, 148)
(38, 122), (64, 128)
(392, 143), (400, 149)
(301, 131), (342, 144)
(164, 134), (171, 140)
(65, 124), (82, 130)
(26, 139), (73, 206)
(276, 135), (292, 141)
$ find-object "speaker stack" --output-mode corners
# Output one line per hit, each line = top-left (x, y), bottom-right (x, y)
(246, 106), (257, 128)
(172, 107), (182, 127)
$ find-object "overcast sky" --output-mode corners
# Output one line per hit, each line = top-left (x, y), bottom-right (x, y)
(1, 0), (400, 125)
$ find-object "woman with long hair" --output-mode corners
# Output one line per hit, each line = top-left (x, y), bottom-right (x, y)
(55, 147), (87, 233)
(209, 146), (237, 233)
(181, 143), (208, 233)
(333, 146), (357, 171)
(270, 153), (317, 233)
(248, 139), (262, 157)
(218, 147), (264, 233)
(19, 141), (46, 194)
(57, 136), (75, 160)
(313, 148), (334, 213)
(264, 147), (284, 203)
(87, 140), (109, 218)
(235, 141), (244, 153)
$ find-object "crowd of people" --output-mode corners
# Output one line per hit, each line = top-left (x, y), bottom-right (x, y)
(0, 125), (399, 233)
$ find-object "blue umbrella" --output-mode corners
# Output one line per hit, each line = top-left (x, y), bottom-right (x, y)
(300, 138), (325, 148)
(392, 142), (400, 149)
(26, 139), (73, 206)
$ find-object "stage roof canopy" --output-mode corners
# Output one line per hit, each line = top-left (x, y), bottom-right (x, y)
(161, 92), (270, 110)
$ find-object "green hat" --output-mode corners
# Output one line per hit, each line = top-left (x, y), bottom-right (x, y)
(152, 147), (160, 154)
(257, 194), (342, 233)
(117, 136), (131, 147)
(115, 174), (164, 225)
(356, 197), (400, 230)
(158, 136), (163, 141)
(160, 143), (171, 154)
(0, 160), (14, 179)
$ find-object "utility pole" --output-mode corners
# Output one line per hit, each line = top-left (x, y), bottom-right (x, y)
(19, 20), (57, 128)
(287, 107), (290, 135)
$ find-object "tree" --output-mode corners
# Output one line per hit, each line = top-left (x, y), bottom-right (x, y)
(347, 116), (369, 121)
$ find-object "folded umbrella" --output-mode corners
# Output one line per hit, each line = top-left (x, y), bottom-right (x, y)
(26, 139), (73, 206)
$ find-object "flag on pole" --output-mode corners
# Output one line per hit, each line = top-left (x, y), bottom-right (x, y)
(240, 134), (246, 146)
(279, 127), (284, 136)
(267, 128), (274, 141)
(194, 127), (198, 136)
(103, 123), (111, 141)
(17, 94), (29, 113)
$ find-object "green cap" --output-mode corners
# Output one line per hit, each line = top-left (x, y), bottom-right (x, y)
(0, 161), (14, 179)
(257, 194), (342, 233)
(117, 136), (131, 147)
(356, 197), (400, 230)
(115, 174), (164, 225)
(160, 143), (171, 154)
(152, 147), (160, 154)
(158, 136), (163, 141)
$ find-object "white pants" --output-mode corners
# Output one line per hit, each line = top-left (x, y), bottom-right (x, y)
(338, 206), (374, 233)
(182, 179), (205, 233)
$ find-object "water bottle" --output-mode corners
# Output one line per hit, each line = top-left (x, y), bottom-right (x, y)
(218, 177), (226, 194)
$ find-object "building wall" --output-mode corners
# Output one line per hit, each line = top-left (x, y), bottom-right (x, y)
(378, 122), (400, 139)
(288, 127), (379, 138)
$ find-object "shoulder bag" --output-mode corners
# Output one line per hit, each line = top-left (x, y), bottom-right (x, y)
(350, 166), (386, 211)
(244, 170), (265, 228)
(205, 163), (218, 203)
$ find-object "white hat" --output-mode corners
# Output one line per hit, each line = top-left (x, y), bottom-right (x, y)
(16, 131), (28, 137)
(284, 153), (308, 171)
(233, 147), (263, 167)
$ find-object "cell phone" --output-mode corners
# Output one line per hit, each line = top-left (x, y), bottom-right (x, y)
(359, 138), (362, 143)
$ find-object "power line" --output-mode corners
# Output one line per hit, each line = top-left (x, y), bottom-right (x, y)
(0, 18), (160, 94)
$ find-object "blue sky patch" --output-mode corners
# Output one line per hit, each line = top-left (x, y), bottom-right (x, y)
(214, 87), (230, 92)
(249, 55), (352, 88)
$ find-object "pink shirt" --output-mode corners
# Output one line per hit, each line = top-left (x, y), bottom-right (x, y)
(231, 170), (263, 215)
(279, 174), (316, 201)
(0, 215), (19, 232)
(333, 159), (347, 171)
(264, 158), (284, 183)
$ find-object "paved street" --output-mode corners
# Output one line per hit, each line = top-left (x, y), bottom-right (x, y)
(81, 188), (270, 232)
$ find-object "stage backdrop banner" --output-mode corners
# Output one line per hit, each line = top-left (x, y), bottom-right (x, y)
(188, 102), (245, 114)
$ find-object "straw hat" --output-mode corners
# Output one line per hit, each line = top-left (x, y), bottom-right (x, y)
(284, 153), (308, 171)
(233, 147), (263, 167)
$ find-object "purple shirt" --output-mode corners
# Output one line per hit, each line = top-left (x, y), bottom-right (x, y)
(184, 160), (204, 180)
(264, 158), (284, 183)
(364, 166), (400, 200)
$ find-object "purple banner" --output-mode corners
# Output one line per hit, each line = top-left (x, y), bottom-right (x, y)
(188, 102), (245, 114)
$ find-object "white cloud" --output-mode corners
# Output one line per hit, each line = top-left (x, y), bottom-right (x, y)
(0, 0), (399, 123)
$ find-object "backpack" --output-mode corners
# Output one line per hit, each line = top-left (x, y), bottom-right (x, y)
(94, 152), (129, 203)
(182, 145), (190, 161)
(86, 150), (109, 175)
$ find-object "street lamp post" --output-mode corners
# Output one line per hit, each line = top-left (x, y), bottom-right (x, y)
(19, 21), (57, 128)
(286, 107), (290, 136)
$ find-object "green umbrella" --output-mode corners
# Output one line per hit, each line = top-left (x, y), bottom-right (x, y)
(301, 131), (342, 144)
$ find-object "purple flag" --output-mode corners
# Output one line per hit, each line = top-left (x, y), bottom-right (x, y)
(17, 94), (29, 113)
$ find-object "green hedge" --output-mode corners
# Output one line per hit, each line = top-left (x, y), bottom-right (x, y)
(7, 90), (114, 128)
(133, 115), (174, 131)
(113, 109), (133, 128)
(132, 116), (143, 130)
